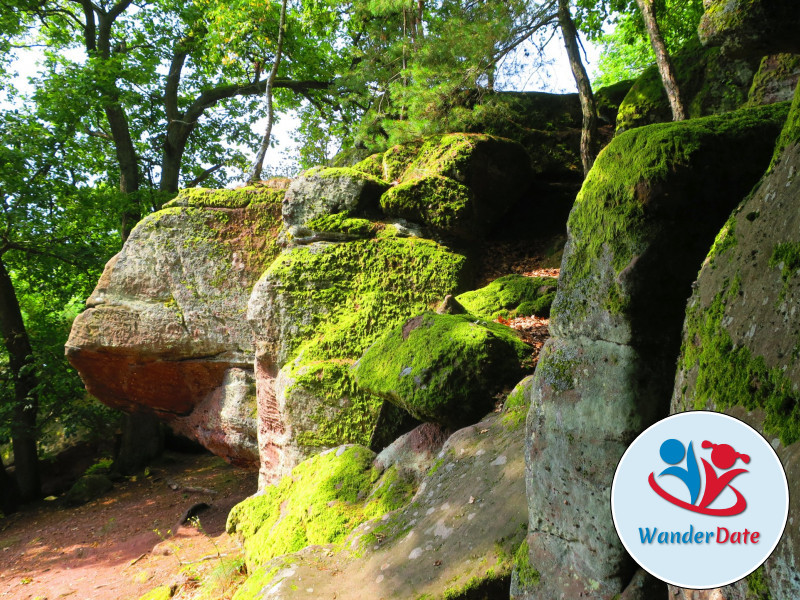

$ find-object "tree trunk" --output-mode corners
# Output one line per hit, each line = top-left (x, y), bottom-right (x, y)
(558, 0), (599, 176)
(0, 257), (40, 502)
(636, 0), (686, 121)
(113, 412), (164, 476)
(247, 0), (289, 184)
(0, 458), (20, 515)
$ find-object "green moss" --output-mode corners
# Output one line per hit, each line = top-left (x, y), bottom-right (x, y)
(353, 312), (530, 427)
(770, 81), (800, 169)
(383, 141), (424, 181)
(310, 165), (389, 187)
(230, 563), (284, 600)
(745, 565), (772, 600)
(560, 103), (789, 322)
(537, 343), (577, 393)
(680, 282), (800, 445)
(265, 236), (468, 450)
(163, 186), (285, 209)
(352, 153), (385, 179)
(136, 586), (173, 600)
(513, 540), (540, 588)
(748, 54), (800, 106)
(65, 473), (113, 505)
(456, 274), (557, 319)
(305, 212), (378, 237)
(380, 175), (474, 234)
(769, 241), (800, 286)
(226, 446), (414, 570)
(707, 213), (738, 263)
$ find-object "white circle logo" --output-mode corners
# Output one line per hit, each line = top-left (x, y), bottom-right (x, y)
(611, 411), (789, 589)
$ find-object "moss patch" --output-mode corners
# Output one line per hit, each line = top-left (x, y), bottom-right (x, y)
(226, 446), (414, 570)
(771, 81), (800, 168)
(380, 175), (474, 236)
(745, 565), (772, 600)
(456, 274), (557, 319)
(136, 586), (173, 600)
(305, 212), (379, 237)
(163, 185), (285, 209)
(513, 540), (540, 588)
(353, 312), (530, 427)
(352, 153), (385, 179)
(680, 282), (800, 445)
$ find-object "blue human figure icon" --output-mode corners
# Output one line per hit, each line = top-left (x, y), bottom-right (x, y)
(658, 439), (701, 505)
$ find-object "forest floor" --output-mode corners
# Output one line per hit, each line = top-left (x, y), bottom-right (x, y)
(0, 452), (257, 600)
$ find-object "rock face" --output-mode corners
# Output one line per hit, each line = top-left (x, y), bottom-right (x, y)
(670, 85), (800, 600)
(699, 0), (800, 57)
(353, 312), (530, 428)
(247, 236), (470, 486)
(358, 133), (533, 239)
(517, 104), (789, 599)
(66, 186), (284, 467)
(616, 40), (759, 132)
(282, 167), (389, 229)
(748, 54), (800, 106)
(226, 400), (529, 600)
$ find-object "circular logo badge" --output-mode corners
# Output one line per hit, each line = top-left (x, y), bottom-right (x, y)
(611, 411), (788, 589)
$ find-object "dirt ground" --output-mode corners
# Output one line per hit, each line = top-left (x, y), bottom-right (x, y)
(0, 452), (257, 600)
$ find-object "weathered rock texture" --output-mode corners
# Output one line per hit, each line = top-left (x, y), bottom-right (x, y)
(670, 84), (800, 600)
(247, 236), (470, 487)
(282, 167), (388, 229)
(66, 186), (284, 467)
(699, 0), (800, 57)
(747, 54), (800, 107)
(227, 403), (529, 600)
(517, 104), (789, 599)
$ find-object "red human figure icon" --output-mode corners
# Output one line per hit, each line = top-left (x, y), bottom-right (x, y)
(698, 441), (750, 510)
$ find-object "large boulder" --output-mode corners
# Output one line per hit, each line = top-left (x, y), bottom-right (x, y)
(518, 104), (789, 599)
(456, 273), (557, 319)
(616, 39), (759, 132)
(246, 235), (470, 487)
(359, 133), (532, 239)
(699, 0), (800, 58)
(670, 83), (800, 600)
(353, 312), (530, 428)
(282, 166), (389, 229)
(227, 403), (529, 600)
(65, 185), (284, 467)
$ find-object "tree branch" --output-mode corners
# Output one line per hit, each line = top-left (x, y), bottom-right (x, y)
(185, 164), (222, 188)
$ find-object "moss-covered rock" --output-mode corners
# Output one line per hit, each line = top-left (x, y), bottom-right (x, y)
(66, 186), (283, 468)
(65, 473), (113, 506)
(353, 312), (529, 428)
(226, 409), (528, 600)
(456, 274), (557, 319)
(748, 54), (800, 106)
(247, 237), (470, 485)
(699, 0), (800, 58)
(554, 102), (789, 345)
(227, 445), (414, 571)
(282, 166), (389, 229)
(136, 586), (173, 600)
(595, 80), (636, 126)
(616, 38), (758, 132)
(377, 133), (532, 239)
(670, 83), (800, 600)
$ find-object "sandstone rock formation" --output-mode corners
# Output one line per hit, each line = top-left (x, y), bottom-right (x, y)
(517, 104), (789, 599)
(66, 186), (284, 467)
(247, 235), (470, 486)
(226, 395), (529, 600)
